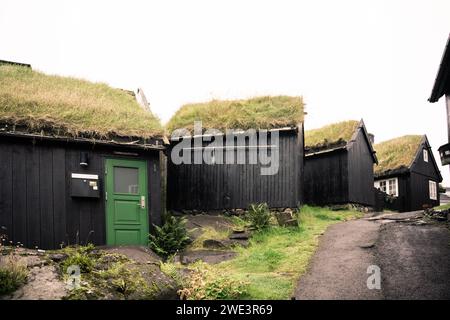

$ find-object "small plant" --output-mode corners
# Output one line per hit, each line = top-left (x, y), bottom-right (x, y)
(149, 214), (191, 259)
(178, 261), (248, 300)
(61, 245), (95, 273)
(0, 248), (28, 296)
(247, 203), (271, 231)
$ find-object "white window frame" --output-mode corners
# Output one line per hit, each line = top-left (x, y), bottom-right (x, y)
(423, 149), (428, 162)
(374, 177), (398, 197)
(429, 180), (437, 200)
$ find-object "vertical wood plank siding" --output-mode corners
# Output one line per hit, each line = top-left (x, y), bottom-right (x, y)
(304, 127), (376, 207)
(0, 137), (162, 249)
(304, 149), (349, 206)
(167, 128), (303, 211)
(347, 129), (375, 206)
(374, 140), (442, 212)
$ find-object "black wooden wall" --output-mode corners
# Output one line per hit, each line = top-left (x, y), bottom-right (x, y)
(304, 149), (349, 206)
(407, 143), (441, 210)
(409, 173), (440, 210)
(0, 136), (162, 249)
(347, 128), (375, 206)
(305, 127), (376, 207)
(375, 140), (442, 212)
(167, 128), (303, 211)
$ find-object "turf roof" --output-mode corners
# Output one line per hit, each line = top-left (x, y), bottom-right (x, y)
(374, 135), (424, 175)
(0, 64), (163, 140)
(305, 120), (360, 150)
(165, 96), (304, 133)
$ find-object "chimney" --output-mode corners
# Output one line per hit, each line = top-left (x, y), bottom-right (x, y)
(135, 87), (151, 111)
(368, 133), (375, 145)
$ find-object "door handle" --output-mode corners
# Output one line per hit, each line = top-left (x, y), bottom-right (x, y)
(140, 196), (146, 209)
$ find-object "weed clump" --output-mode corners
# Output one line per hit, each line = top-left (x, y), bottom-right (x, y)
(178, 261), (248, 300)
(248, 203), (271, 231)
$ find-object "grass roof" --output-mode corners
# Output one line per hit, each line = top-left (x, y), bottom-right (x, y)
(374, 135), (423, 174)
(0, 65), (163, 140)
(305, 120), (360, 149)
(165, 96), (304, 133)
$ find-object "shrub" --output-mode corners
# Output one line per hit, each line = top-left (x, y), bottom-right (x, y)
(248, 203), (271, 231)
(178, 261), (248, 300)
(0, 257), (28, 296)
(149, 214), (191, 259)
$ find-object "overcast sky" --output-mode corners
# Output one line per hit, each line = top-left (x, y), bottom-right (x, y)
(1, 0), (450, 184)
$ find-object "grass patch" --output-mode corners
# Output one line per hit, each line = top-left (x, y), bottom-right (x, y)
(189, 227), (230, 250)
(166, 95), (304, 133)
(305, 120), (359, 149)
(374, 135), (423, 174)
(178, 261), (248, 300)
(0, 64), (163, 139)
(209, 206), (362, 300)
(434, 203), (450, 210)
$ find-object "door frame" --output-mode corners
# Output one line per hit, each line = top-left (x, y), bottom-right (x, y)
(105, 158), (149, 246)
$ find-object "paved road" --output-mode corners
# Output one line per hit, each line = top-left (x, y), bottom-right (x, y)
(294, 212), (450, 300)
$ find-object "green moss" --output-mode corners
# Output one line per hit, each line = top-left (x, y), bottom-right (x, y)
(63, 251), (158, 300)
(0, 65), (163, 139)
(166, 95), (304, 133)
(374, 135), (423, 174)
(305, 120), (359, 149)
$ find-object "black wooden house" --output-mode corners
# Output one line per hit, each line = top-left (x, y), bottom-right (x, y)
(429, 34), (450, 167)
(304, 120), (377, 207)
(0, 62), (164, 249)
(166, 96), (305, 211)
(374, 135), (442, 212)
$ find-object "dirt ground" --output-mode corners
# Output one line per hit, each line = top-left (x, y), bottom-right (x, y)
(1, 246), (178, 300)
(295, 212), (450, 300)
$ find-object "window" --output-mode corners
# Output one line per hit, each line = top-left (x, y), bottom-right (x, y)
(388, 179), (397, 196)
(429, 181), (437, 200)
(423, 149), (428, 162)
(114, 167), (139, 194)
(379, 181), (387, 193)
(375, 178), (398, 196)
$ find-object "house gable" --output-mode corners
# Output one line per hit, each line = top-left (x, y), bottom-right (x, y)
(347, 123), (377, 206)
(409, 136), (443, 182)
(346, 119), (378, 164)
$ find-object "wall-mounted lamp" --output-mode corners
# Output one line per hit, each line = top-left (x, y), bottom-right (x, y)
(80, 152), (89, 167)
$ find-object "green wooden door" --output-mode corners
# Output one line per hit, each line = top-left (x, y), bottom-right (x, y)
(105, 158), (149, 246)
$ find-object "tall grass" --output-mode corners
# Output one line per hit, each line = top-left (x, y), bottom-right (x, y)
(0, 65), (163, 139)
(305, 120), (359, 148)
(166, 96), (304, 133)
(374, 135), (423, 174)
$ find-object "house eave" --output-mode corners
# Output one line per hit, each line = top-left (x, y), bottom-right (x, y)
(0, 131), (165, 151)
(170, 126), (299, 142)
(429, 34), (450, 103)
(305, 145), (347, 157)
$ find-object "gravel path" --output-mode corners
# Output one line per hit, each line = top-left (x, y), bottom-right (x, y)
(377, 223), (450, 299)
(295, 219), (383, 299)
(295, 212), (450, 300)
